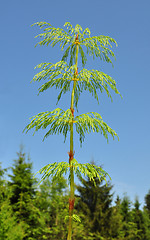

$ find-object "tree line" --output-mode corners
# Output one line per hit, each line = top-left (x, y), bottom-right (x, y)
(0, 147), (150, 240)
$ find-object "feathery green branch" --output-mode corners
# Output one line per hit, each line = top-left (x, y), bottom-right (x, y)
(23, 108), (72, 141)
(32, 61), (121, 109)
(75, 112), (119, 144)
(24, 108), (118, 145)
(37, 159), (110, 186)
(32, 22), (117, 67)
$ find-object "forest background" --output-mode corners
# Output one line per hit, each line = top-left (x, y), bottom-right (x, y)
(0, 0), (150, 217)
(0, 147), (150, 239)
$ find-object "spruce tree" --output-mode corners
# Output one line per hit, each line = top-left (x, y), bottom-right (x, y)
(0, 163), (7, 204)
(110, 196), (124, 239)
(0, 200), (25, 240)
(120, 195), (131, 223)
(36, 177), (69, 239)
(0, 163), (25, 239)
(75, 175), (113, 239)
(8, 147), (42, 239)
(24, 21), (121, 239)
(143, 190), (150, 240)
(145, 190), (150, 215)
(143, 208), (150, 240)
(120, 195), (141, 239)
(9, 147), (36, 215)
(131, 197), (146, 240)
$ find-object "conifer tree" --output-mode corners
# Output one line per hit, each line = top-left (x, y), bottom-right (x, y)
(24, 21), (121, 239)
(0, 163), (25, 239)
(8, 147), (43, 239)
(145, 190), (150, 215)
(0, 163), (5, 183)
(121, 195), (131, 223)
(131, 197), (146, 239)
(143, 208), (150, 240)
(120, 195), (141, 239)
(75, 175), (113, 239)
(0, 200), (25, 240)
(0, 163), (7, 204)
(36, 177), (69, 239)
(110, 196), (124, 239)
(9, 147), (36, 214)
(143, 190), (150, 240)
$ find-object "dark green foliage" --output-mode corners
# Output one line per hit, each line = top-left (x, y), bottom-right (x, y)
(0, 200), (25, 240)
(119, 195), (144, 240)
(143, 208), (150, 240)
(1, 155), (150, 239)
(75, 173), (113, 239)
(110, 196), (124, 239)
(8, 147), (46, 239)
(0, 163), (7, 204)
(0, 163), (5, 182)
(9, 147), (36, 213)
(131, 197), (146, 239)
(145, 190), (150, 214)
(120, 195), (131, 223)
(143, 190), (150, 240)
(35, 177), (69, 239)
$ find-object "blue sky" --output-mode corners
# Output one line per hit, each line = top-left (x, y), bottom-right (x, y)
(0, 0), (150, 207)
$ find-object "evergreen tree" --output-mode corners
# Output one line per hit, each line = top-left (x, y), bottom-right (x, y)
(143, 208), (150, 240)
(9, 147), (36, 218)
(0, 163), (5, 183)
(145, 190), (150, 215)
(0, 163), (6, 204)
(0, 163), (25, 240)
(131, 197), (146, 239)
(75, 174), (113, 239)
(110, 195), (124, 239)
(143, 190), (150, 240)
(120, 194), (132, 238)
(0, 164), (24, 240)
(0, 163), (11, 205)
(36, 177), (69, 239)
(8, 146), (45, 239)
(119, 194), (143, 240)
(0, 200), (25, 240)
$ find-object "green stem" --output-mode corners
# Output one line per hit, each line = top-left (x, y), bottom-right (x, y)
(67, 39), (79, 240)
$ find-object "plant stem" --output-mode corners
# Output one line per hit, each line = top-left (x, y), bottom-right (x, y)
(67, 37), (79, 240)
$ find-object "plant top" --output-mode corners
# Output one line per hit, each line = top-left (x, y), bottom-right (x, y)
(24, 22), (121, 146)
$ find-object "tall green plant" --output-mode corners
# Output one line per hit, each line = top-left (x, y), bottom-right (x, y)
(24, 21), (121, 239)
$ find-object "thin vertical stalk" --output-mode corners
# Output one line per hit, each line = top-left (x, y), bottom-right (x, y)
(67, 35), (79, 240)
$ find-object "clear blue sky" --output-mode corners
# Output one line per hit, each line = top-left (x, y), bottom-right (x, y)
(0, 0), (150, 208)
